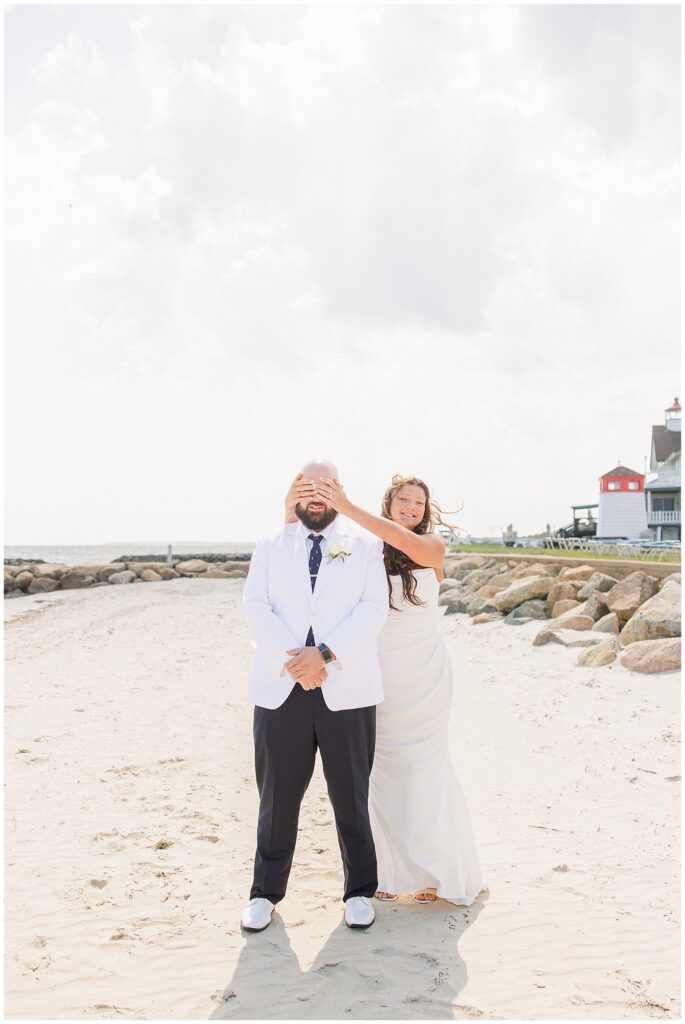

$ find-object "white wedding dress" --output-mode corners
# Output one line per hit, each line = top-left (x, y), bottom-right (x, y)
(369, 567), (486, 905)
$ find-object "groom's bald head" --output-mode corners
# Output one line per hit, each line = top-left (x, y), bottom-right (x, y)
(300, 457), (338, 480)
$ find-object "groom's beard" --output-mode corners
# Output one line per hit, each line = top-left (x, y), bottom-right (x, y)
(295, 502), (338, 532)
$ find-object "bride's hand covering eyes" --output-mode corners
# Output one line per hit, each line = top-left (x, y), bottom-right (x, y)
(317, 478), (352, 515)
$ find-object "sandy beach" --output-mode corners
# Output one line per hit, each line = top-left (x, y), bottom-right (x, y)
(4, 576), (680, 1020)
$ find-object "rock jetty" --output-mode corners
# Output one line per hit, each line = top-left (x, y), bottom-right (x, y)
(440, 553), (680, 676)
(5, 550), (681, 677)
(4, 556), (251, 598)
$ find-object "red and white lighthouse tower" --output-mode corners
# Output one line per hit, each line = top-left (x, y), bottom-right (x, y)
(596, 465), (649, 539)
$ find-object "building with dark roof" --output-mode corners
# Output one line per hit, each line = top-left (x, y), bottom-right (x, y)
(645, 398), (681, 541)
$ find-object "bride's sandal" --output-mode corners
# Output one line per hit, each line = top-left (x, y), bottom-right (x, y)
(374, 891), (399, 901)
(413, 888), (438, 903)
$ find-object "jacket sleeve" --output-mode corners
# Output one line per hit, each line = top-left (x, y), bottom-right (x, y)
(320, 538), (389, 669)
(242, 537), (301, 676)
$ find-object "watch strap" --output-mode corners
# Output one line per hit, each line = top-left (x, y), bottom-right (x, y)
(317, 643), (333, 664)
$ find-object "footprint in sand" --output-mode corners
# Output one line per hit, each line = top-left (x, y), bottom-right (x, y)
(100, 840), (126, 854)
(14, 942), (52, 973)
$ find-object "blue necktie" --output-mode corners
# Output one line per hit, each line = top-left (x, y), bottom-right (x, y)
(306, 533), (323, 647)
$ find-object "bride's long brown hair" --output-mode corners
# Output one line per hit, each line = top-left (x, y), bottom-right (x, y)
(382, 475), (464, 610)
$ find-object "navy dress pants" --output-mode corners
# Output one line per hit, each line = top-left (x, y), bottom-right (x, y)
(249, 684), (378, 904)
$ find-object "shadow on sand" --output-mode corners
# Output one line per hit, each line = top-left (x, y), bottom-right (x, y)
(211, 892), (489, 1020)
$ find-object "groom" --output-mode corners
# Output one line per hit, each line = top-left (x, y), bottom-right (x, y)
(241, 458), (389, 932)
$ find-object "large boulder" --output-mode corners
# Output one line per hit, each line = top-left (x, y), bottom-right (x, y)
(443, 564), (472, 580)
(13, 571), (34, 592)
(558, 565), (597, 581)
(439, 579), (460, 594)
(472, 612), (504, 624)
(504, 599), (551, 622)
(477, 569), (521, 596)
(461, 569), (500, 595)
(658, 572), (681, 589)
(552, 599), (581, 618)
(577, 572), (618, 600)
(443, 599), (470, 615)
(494, 576), (553, 613)
(139, 569), (164, 582)
(448, 556), (488, 571)
(466, 595), (500, 615)
(27, 578), (61, 594)
(593, 612), (620, 634)
(156, 567), (179, 580)
(73, 564), (116, 578)
(620, 582), (681, 645)
(620, 638), (681, 674)
(61, 570), (96, 590)
(32, 563), (70, 580)
(98, 565), (131, 582)
(107, 570), (137, 585)
(175, 559), (210, 575)
(124, 562), (170, 573)
(218, 560), (250, 575)
(605, 571), (659, 622)
(533, 628), (605, 648)
(513, 563), (555, 578)
(547, 581), (581, 605)
(556, 614), (595, 631)
(552, 600), (589, 625)
(584, 591), (610, 621)
(576, 637), (619, 667)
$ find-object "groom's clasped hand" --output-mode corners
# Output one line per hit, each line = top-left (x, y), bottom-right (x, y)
(283, 645), (327, 690)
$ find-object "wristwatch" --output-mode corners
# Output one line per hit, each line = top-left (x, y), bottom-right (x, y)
(317, 643), (334, 664)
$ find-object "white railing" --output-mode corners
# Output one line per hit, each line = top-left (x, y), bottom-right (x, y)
(648, 510), (681, 524)
(544, 536), (681, 561)
(645, 471), (680, 487)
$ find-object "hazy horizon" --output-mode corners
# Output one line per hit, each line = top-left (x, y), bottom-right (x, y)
(5, 5), (680, 545)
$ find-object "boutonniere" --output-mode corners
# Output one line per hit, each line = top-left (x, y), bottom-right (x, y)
(327, 542), (352, 562)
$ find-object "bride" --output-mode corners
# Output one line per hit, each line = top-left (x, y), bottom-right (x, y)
(285, 471), (486, 906)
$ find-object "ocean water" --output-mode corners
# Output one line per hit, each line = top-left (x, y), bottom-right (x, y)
(4, 541), (255, 566)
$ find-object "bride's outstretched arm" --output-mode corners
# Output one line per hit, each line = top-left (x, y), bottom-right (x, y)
(317, 478), (445, 569)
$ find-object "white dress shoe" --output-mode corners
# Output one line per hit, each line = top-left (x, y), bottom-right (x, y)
(241, 897), (275, 932)
(344, 896), (375, 929)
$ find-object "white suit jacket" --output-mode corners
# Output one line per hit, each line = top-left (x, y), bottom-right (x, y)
(243, 517), (389, 711)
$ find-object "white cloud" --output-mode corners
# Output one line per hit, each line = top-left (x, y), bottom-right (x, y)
(4, 4), (680, 543)
(30, 32), (106, 85)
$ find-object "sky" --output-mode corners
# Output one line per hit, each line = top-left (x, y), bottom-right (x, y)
(4, 3), (681, 543)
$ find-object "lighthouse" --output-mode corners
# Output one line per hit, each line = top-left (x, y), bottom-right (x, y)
(596, 465), (649, 540)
